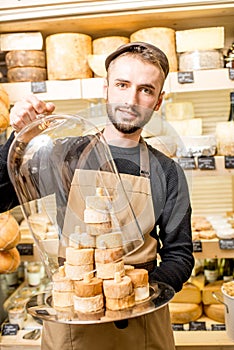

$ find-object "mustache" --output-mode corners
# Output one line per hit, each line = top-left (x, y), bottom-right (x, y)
(114, 104), (142, 117)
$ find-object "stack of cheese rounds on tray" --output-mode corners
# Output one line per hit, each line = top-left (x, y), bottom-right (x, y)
(0, 211), (21, 274)
(51, 187), (152, 319)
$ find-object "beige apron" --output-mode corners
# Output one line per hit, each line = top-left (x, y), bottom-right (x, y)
(41, 140), (175, 350)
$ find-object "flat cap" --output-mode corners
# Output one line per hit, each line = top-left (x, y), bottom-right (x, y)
(105, 41), (169, 78)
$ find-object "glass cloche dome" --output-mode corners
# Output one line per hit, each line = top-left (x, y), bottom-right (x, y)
(7, 108), (146, 279)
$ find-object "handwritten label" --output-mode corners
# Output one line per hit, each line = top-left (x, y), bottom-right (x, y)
(177, 71), (194, 84)
(198, 156), (216, 170)
(193, 240), (202, 253)
(178, 157), (196, 170)
(211, 324), (226, 331)
(225, 156), (234, 169)
(31, 81), (47, 93)
(229, 68), (234, 81)
(17, 243), (33, 256)
(189, 321), (206, 331)
(1, 323), (19, 335)
(219, 239), (234, 250)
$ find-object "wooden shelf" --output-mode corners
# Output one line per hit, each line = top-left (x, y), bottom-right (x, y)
(193, 239), (234, 259)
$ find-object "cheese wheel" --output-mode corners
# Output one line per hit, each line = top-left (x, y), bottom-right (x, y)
(0, 247), (21, 273)
(93, 36), (129, 55)
(66, 247), (94, 265)
(5, 50), (46, 68)
(64, 262), (94, 280)
(0, 212), (20, 250)
(204, 304), (225, 323)
(169, 303), (203, 324)
(0, 85), (10, 109)
(95, 247), (124, 264)
(73, 293), (104, 312)
(86, 222), (112, 235)
(103, 275), (133, 299)
(125, 268), (148, 288)
(69, 232), (96, 249)
(134, 284), (150, 302)
(0, 32), (43, 51)
(52, 290), (74, 307)
(86, 192), (112, 211)
(46, 33), (92, 80)
(0, 100), (9, 131)
(96, 232), (123, 249)
(202, 281), (224, 305)
(171, 283), (201, 304)
(96, 260), (125, 280)
(74, 277), (103, 297)
(176, 27), (224, 53)
(76, 308), (105, 321)
(7, 67), (47, 82)
(84, 208), (111, 223)
(106, 292), (135, 311)
(130, 27), (177, 72)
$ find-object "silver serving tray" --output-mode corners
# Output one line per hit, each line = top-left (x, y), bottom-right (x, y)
(26, 282), (174, 325)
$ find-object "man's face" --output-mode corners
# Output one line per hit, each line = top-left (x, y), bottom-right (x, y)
(105, 55), (164, 134)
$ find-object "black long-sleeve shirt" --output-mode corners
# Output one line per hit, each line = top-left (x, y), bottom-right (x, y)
(0, 133), (194, 292)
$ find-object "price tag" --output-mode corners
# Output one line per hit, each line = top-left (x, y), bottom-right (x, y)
(193, 240), (202, 252)
(198, 156), (216, 170)
(31, 81), (47, 93)
(219, 239), (234, 250)
(211, 324), (226, 331)
(177, 71), (194, 84)
(36, 309), (50, 315)
(17, 243), (33, 256)
(178, 157), (196, 170)
(225, 156), (234, 169)
(1, 323), (19, 335)
(189, 321), (206, 331)
(229, 68), (234, 81)
(172, 324), (184, 331)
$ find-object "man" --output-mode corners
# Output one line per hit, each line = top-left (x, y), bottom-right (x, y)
(0, 42), (194, 349)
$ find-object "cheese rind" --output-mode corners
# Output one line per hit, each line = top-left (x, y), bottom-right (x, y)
(73, 294), (104, 312)
(66, 247), (94, 265)
(204, 304), (225, 323)
(96, 232), (123, 249)
(96, 260), (125, 279)
(176, 27), (224, 53)
(74, 277), (103, 297)
(125, 268), (148, 288)
(169, 303), (203, 324)
(5, 50), (46, 68)
(0, 32), (43, 51)
(106, 292), (135, 311)
(95, 247), (124, 264)
(103, 276), (133, 299)
(52, 290), (74, 307)
(64, 262), (94, 280)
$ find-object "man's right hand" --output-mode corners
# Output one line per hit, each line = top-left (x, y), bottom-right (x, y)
(10, 94), (55, 133)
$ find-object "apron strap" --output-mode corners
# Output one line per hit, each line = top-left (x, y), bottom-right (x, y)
(139, 137), (150, 179)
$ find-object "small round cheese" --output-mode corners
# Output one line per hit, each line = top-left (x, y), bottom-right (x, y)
(125, 268), (149, 288)
(103, 275), (133, 299)
(66, 247), (94, 265)
(73, 293), (104, 313)
(74, 277), (103, 297)
(96, 260), (125, 280)
(106, 292), (135, 311)
(95, 247), (124, 264)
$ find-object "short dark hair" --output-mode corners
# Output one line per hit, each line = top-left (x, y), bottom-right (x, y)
(105, 42), (169, 79)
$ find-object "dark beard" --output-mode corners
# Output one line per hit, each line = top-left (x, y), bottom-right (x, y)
(106, 103), (153, 135)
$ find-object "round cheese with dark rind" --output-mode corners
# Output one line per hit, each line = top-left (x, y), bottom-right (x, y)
(6, 50), (46, 68)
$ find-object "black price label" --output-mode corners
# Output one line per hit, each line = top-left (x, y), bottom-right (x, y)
(172, 324), (184, 331)
(225, 156), (234, 169)
(178, 157), (196, 170)
(189, 321), (206, 331)
(219, 239), (234, 250)
(36, 309), (50, 315)
(198, 156), (216, 170)
(229, 68), (234, 81)
(177, 71), (194, 84)
(31, 81), (47, 93)
(193, 240), (203, 252)
(211, 324), (226, 331)
(17, 243), (33, 256)
(1, 323), (19, 336)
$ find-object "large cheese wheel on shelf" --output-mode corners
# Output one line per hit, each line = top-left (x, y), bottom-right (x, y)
(92, 36), (129, 55)
(202, 281), (224, 305)
(169, 303), (203, 324)
(0, 32), (43, 51)
(5, 50), (46, 69)
(130, 27), (177, 72)
(0, 247), (21, 273)
(0, 100), (9, 131)
(0, 212), (20, 250)
(204, 304), (225, 323)
(7, 67), (47, 82)
(171, 283), (201, 304)
(46, 33), (92, 80)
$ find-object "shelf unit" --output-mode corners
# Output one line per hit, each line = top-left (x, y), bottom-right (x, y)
(1, 1), (234, 349)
